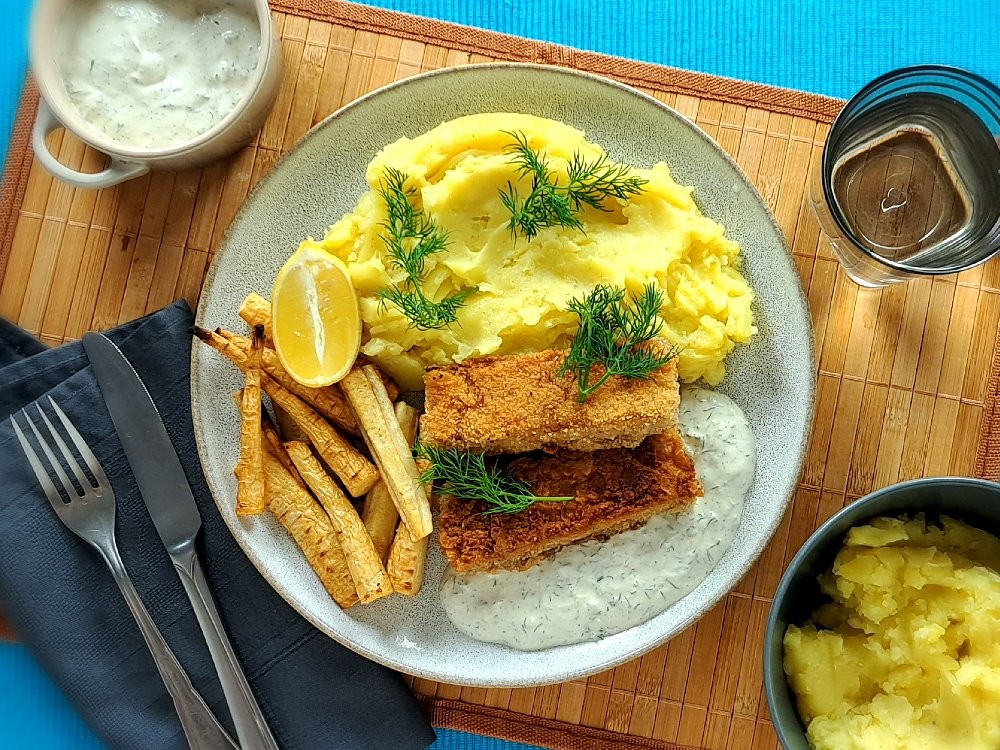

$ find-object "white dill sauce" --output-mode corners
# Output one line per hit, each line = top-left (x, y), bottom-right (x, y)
(55, 0), (260, 149)
(440, 387), (756, 651)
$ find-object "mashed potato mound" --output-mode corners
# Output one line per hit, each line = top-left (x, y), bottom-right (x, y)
(784, 515), (1000, 750)
(317, 113), (755, 391)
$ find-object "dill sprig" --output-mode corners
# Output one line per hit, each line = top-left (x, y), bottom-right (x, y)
(498, 131), (647, 240)
(379, 286), (472, 330)
(376, 167), (470, 329)
(416, 443), (573, 515)
(558, 283), (678, 402)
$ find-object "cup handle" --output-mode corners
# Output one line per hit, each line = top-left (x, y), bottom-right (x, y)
(32, 100), (149, 189)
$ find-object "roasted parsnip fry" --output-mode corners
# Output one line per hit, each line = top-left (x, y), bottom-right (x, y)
(262, 449), (359, 608)
(237, 296), (401, 401)
(361, 484), (396, 563)
(387, 521), (428, 596)
(197, 326), (359, 434)
(236, 332), (358, 432)
(387, 445), (431, 594)
(261, 418), (306, 490)
(362, 402), (420, 560)
(341, 365), (432, 539)
(363, 366), (414, 457)
(234, 326), (266, 515)
(239, 292), (273, 341)
(365, 364), (400, 403)
(262, 374), (378, 496)
(414, 457), (438, 510)
(273, 404), (309, 443)
(284, 441), (391, 603)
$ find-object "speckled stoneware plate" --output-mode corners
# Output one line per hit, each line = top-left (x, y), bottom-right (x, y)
(193, 63), (815, 687)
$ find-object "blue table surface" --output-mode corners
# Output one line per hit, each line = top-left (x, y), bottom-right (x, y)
(2, 1), (999, 748)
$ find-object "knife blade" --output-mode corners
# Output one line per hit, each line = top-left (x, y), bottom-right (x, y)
(83, 331), (280, 750)
(81, 332), (200, 554)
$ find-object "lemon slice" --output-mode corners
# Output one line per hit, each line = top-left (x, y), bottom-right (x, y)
(271, 241), (361, 387)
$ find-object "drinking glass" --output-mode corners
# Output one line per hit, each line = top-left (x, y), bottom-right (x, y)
(809, 65), (1000, 287)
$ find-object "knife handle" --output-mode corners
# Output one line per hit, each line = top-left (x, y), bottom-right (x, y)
(173, 546), (281, 750)
(97, 545), (238, 750)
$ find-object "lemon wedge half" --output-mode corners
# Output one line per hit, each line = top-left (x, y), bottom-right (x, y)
(271, 241), (361, 387)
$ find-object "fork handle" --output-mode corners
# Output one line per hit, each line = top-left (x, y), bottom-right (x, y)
(173, 546), (281, 750)
(97, 546), (238, 750)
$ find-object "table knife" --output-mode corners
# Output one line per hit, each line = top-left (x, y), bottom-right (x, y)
(83, 332), (281, 750)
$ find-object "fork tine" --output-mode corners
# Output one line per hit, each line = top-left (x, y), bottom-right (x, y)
(37, 404), (94, 494)
(11, 413), (69, 510)
(21, 408), (80, 502)
(48, 397), (110, 489)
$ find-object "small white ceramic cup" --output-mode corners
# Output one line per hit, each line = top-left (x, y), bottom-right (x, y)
(29, 0), (282, 189)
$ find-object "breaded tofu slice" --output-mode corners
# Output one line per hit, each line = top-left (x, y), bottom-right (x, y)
(437, 429), (702, 573)
(420, 345), (679, 454)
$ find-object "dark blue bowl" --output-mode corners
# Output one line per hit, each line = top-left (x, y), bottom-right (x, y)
(762, 477), (1000, 749)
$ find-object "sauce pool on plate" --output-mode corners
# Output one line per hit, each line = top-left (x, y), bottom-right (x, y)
(56, 0), (260, 149)
(440, 387), (756, 651)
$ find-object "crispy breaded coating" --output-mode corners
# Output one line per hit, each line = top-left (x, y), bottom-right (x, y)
(420, 345), (679, 455)
(437, 430), (702, 573)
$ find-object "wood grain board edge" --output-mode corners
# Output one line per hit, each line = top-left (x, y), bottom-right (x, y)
(0, 77), (40, 285)
(419, 695), (711, 750)
(271, 0), (845, 123)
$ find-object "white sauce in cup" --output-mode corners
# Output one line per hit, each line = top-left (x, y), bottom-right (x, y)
(440, 387), (756, 651)
(55, 0), (260, 149)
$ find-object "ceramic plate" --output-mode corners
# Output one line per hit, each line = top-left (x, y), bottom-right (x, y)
(192, 64), (815, 687)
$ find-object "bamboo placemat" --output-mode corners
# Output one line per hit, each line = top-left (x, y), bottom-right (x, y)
(3, 2), (1000, 749)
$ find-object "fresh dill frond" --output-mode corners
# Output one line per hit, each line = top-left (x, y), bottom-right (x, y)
(378, 167), (449, 278)
(499, 131), (647, 240)
(565, 152), (648, 209)
(416, 443), (573, 515)
(558, 283), (678, 402)
(376, 167), (470, 329)
(499, 131), (583, 239)
(377, 286), (472, 331)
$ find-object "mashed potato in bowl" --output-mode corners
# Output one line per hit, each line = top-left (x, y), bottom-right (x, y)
(315, 113), (755, 391)
(784, 515), (1000, 750)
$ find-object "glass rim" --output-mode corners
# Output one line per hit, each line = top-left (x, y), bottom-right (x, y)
(820, 64), (1000, 276)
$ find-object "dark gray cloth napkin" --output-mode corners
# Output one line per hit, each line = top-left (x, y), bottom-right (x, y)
(0, 301), (436, 750)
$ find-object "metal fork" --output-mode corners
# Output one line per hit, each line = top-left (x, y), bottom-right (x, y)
(12, 397), (238, 750)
